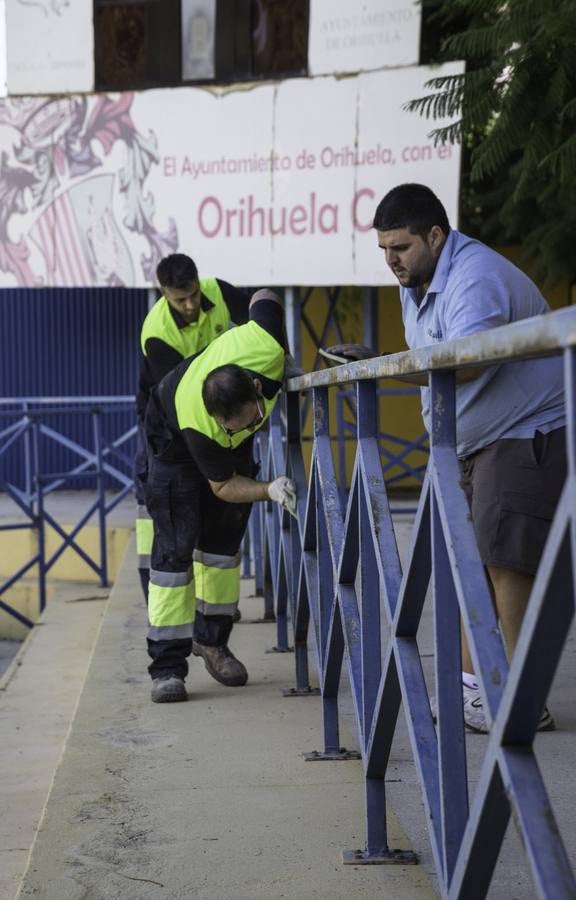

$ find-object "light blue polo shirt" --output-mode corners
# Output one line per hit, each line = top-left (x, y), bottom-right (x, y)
(400, 230), (565, 457)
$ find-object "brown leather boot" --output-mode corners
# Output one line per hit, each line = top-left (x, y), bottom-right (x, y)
(192, 642), (248, 686)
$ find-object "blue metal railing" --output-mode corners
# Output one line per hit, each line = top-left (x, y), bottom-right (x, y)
(257, 306), (576, 899)
(0, 397), (137, 626)
(335, 386), (428, 509)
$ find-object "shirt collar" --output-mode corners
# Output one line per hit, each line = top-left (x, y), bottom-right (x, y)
(426, 228), (455, 296)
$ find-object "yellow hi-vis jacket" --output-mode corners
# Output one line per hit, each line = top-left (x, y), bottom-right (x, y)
(173, 319), (285, 449)
(140, 277), (230, 359)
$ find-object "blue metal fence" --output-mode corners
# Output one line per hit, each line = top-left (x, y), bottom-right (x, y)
(0, 397), (137, 626)
(257, 305), (576, 898)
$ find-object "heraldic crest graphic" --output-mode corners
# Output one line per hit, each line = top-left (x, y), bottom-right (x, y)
(0, 94), (178, 287)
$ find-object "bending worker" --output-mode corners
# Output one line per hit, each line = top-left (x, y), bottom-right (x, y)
(135, 253), (250, 599)
(144, 288), (297, 703)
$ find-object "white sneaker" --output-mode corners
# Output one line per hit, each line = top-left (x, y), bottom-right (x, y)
(463, 686), (557, 733)
(462, 685), (556, 734)
(429, 688), (484, 727)
(463, 683), (488, 732)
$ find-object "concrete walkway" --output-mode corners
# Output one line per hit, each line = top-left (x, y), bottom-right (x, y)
(13, 539), (434, 900)
(3, 523), (575, 899)
(0, 583), (109, 900)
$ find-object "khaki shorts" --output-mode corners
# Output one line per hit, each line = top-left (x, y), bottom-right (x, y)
(459, 427), (567, 576)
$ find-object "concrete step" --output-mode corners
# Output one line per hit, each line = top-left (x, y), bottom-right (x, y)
(0, 581), (109, 900)
(14, 538), (433, 900)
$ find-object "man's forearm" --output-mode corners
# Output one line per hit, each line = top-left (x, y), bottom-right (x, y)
(209, 474), (271, 504)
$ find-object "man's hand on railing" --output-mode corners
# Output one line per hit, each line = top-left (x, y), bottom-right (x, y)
(320, 343), (383, 366)
(268, 476), (297, 518)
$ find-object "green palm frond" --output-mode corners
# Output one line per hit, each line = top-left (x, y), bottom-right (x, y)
(540, 134), (576, 181)
(412, 0), (576, 284)
(428, 121), (464, 145)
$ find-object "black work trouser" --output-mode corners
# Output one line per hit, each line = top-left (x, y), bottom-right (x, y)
(145, 451), (254, 680)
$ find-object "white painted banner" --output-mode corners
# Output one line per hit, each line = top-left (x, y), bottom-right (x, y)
(6, 0), (93, 95)
(0, 63), (462, 288)
(0, 1), (6, 96)
(308, 0), (421, 76)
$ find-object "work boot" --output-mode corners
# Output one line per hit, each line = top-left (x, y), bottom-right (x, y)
(150, 676), (187, 703)
(232, 607), (242, 623)
(192, 641), (248, 686)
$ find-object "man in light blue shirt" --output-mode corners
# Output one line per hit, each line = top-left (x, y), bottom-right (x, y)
(372, 183), (566, 733)
(398, 221), (565, 458)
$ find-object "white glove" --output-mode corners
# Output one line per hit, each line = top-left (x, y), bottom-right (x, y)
(268, 476), (297, 518)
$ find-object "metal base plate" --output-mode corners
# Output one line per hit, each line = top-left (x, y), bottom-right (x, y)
(281, 686), (321, 697)
(342, 848), (418, 865)
(304, 748), (362, 761)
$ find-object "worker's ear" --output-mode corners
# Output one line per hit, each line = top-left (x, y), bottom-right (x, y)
(252, 377), (262, 396)
(427, 225), (445, 253)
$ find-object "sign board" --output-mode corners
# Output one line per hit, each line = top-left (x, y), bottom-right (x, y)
(6, 0), (93, 94)
(308, 0), (421, 75)
(0, 62), (462, 287)
(0, 1), (6, 96)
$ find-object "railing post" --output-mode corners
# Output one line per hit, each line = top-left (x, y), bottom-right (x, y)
(565, 347), (576, 600)
(23, 401), (33, 506)
(285, 287), (302, 364)
(32, 419), (47, 614)
(359, 381), (387, 855)
(429, 370), (469, 884)
(566, 347), (576, 480)
(316, 385), (342, 750)
(93, 407), (109, 587)
(284, 390), (310, 681)
(336, 390), (348, 508)
(357, 380), (382, 737)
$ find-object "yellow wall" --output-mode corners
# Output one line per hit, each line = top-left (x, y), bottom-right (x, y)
(0, 525), (131, 639)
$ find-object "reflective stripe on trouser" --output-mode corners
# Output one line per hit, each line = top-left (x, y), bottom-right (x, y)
(145, 452), (253, 673)
(136, 505), (153, 569)
(148, 565), (195, 642)
(193, 549), (240, 617)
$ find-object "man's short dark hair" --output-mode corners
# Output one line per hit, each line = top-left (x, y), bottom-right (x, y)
(202, 365), (258, 420)
(373, 183), (450, 237)
(156, 253), (198, 290)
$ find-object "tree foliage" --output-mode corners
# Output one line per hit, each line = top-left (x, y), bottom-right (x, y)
(410, 0), (576, 285)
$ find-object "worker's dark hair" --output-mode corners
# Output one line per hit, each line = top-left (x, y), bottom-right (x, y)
(156, 253), (198, 290)
(373, 183), (450, 237)
(202, 364), (259, 420)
